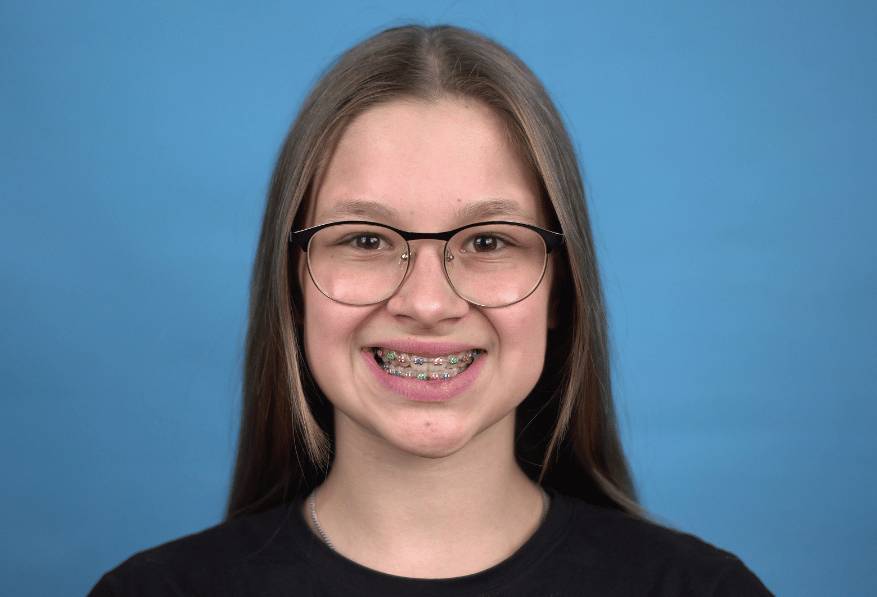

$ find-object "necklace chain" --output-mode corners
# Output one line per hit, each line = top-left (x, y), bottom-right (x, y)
(308, 486), (336, 550)
(307, 485), (551, 552)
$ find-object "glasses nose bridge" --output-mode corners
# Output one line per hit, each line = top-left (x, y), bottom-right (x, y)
(402, 236), (453, 276)
(404, 234), (452, 261)
(398, 235), (457, 297)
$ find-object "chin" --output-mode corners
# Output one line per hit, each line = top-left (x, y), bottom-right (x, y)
(383, 413), (477, 459)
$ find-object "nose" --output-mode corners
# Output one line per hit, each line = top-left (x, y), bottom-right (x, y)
(384, 241), (470, 326)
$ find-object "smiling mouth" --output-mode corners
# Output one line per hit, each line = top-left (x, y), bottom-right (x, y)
(369, 347), (485, 381)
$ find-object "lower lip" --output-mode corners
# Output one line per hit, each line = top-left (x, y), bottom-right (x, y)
(361, 349), (486, 402)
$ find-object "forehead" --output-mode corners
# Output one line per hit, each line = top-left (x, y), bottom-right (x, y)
(306, 97), (548, 229)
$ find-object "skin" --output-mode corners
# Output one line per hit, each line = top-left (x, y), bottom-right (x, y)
(298, 96), (557, 578)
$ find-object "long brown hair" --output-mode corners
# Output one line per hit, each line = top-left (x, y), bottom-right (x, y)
(226, 24), (642, 520)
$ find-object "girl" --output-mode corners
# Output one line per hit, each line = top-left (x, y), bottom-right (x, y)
(90, 24), (771, 596)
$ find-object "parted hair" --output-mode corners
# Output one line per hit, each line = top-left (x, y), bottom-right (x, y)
(225, 24), (642, 520)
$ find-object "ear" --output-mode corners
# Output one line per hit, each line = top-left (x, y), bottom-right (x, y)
(286, 236), (308, 321)
(297, 251), (308, 294)
(547, 290), (559, 330)
(546, 258), (560, 330)
(291, 248), (312, 324)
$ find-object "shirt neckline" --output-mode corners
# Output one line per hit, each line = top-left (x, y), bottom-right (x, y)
(287, 485), (575, 594)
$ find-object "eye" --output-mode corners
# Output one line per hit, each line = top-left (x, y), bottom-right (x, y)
(331, 229), (397, 252)
(350, 234), (383, 250)
(466, 234), (507, 252)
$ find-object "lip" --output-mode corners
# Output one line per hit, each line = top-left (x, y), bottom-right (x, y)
(361, 346), (487, 403)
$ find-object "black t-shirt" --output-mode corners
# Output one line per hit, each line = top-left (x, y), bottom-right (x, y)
(88, 487), (772, 596)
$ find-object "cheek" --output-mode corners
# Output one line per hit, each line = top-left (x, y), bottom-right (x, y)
(493, 283), (551, 378)
(303, 311), (345, 409)
(301, 276), (344, 379)
(299, 253), (341, 351)
(300, 275), (375, 400)
(303, 287), (350, 344)
(505, 314), (549, 368)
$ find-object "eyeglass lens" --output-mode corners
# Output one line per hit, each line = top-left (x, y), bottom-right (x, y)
(305, 223), (548, 307)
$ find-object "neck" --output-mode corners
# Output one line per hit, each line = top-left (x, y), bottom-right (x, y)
(304, 409), (547, 578)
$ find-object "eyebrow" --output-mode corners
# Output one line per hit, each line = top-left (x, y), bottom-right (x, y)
(320, 197), (529, 223)
(455, 198), (527, 221)
(320, 198), (397, 221)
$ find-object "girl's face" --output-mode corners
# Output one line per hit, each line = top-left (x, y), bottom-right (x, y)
(299, 97), (555, 458)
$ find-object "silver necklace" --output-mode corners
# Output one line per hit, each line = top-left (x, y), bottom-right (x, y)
(308, 486), (336, 550)
(307, 485), (551, 552)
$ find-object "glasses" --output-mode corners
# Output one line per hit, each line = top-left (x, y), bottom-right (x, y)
(289, 220), (564, 308)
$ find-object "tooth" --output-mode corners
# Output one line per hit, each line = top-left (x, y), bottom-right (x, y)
(373, 347), (481, 380)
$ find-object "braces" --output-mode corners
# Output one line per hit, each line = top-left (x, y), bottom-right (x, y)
(382, 368), (458, 381)
(373, 348), (482, 381)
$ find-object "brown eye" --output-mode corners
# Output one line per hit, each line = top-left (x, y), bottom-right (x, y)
(470, 235), (506, 252)
(354, 235), (382, 250)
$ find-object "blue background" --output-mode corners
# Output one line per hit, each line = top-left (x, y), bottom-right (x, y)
(2, 1), (875, 595)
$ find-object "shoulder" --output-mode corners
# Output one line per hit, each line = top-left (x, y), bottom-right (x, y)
(88, 502), (305, 596)
(557, 494), (772, 595)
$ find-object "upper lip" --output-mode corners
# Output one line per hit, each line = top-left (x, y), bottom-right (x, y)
(366, 340), (485, 357)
